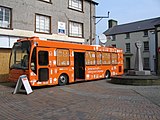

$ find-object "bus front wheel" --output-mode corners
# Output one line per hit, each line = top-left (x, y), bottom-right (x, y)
(105, 70), (110, 79)
(58, 74), (68, 86)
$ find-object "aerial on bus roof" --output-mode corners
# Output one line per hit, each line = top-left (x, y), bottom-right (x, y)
(9, 37), (123, 86)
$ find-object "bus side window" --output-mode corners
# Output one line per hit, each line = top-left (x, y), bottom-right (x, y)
(38, 51), (49, 66)
(31, 48), (37, 73)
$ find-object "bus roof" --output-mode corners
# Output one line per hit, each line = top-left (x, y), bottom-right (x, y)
(17, 37), (123, 53)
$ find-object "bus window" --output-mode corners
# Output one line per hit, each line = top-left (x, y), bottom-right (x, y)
(38, 51), (49, 81)
(10, 41), (30, 70)
(57, 49), (70, 66)
(111, 53), (118, 64)
(39, 68), (49, 81)
(102, 52), (111, 65)
(31, 48), (36, 73)
(96, 52), (102, 65)
(86, 51), (96, 65)
(38, 51), (49, 66)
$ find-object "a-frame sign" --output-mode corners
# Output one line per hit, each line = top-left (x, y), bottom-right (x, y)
(13, 75), (33, 95)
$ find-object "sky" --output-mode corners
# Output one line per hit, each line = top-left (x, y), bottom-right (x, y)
(95, 0), (160, 43)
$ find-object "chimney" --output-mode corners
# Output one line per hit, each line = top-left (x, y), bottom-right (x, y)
(108, 19), (118, 28)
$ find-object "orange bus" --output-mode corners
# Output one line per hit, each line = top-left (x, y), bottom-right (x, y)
(9, 37), (123, 86)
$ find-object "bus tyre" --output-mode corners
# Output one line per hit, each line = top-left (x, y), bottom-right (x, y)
(58, 74), (68, 86)
(105, 70), (110, 79)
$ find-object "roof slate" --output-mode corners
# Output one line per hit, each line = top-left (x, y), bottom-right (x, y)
(104, 17), (160, 35)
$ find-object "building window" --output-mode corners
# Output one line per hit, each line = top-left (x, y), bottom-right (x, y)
(0, 6), (11, 29)
(69, 0), (83, 11)
(112, 44), (116, 47)
(143, 30), (148, 37)
(112, 35), (116, 41)
(35, 14), (51, 34)
(38, 0), (51, 3)
(69, 21), (83, 38)
(143, 58), (150, 70)
(125, 43), (130, 53)
(125, 33), (130, 39)
(143, 41), (149, 51)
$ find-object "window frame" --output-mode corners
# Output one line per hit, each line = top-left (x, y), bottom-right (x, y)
(56, 49), (70, 67)
(143, 30), (148, 37)
(68, 20), (83, 38)
(38, 51), (49, 66)
(111, 53), (118, 65)
(143, 41), (149, 52)
(0, 6), (12, 29)
(35, 13), (51, 34)
(125, 43), (130, 53)
(143, 57), (150, 70)
(112, 44), (116, 48)
(85, 51), (96, 66)
(125, 33), (130, 39)
(38, 0), (52, 4)
(68, 0), (83, 12)
(112, 35), (116, 41)
(96, 51), (102, 65)
(102, 52), (111, 65)
(31, 48), (37, 74)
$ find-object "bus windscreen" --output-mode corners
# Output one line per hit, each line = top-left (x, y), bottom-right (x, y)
(10, 41), (30, 70)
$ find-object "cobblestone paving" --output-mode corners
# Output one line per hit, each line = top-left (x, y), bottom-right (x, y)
(0, 80), (160, 120)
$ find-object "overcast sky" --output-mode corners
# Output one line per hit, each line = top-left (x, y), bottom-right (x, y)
(95, 0), (160, 39)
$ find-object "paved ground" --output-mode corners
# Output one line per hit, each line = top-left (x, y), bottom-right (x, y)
(0, 79), (160, 120)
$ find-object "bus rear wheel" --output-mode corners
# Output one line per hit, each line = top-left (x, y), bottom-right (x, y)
(58, 74), (68, 86)
(105, 70), (110, 79)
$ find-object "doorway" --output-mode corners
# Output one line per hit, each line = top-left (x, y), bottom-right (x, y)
(74, 52), (85, 81)
(37, 48), (50, 82)
(126, 57), (131, 70)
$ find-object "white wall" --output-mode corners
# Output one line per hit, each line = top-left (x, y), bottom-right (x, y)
(148, 31), (156, 72)
(106, 30), (155, 71)
(0, 36), (19, 48)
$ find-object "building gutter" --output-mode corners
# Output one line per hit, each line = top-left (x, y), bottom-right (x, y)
(85, 0), (99, 5)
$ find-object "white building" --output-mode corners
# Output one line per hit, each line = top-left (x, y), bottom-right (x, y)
(104, 17), (160, 74)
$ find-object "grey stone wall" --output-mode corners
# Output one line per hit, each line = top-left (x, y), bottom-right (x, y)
(0, 0), (96, 44)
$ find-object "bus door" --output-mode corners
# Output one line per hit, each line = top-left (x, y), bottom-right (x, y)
(74, 52), (85, 81)
(36, 47), (50, 82)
